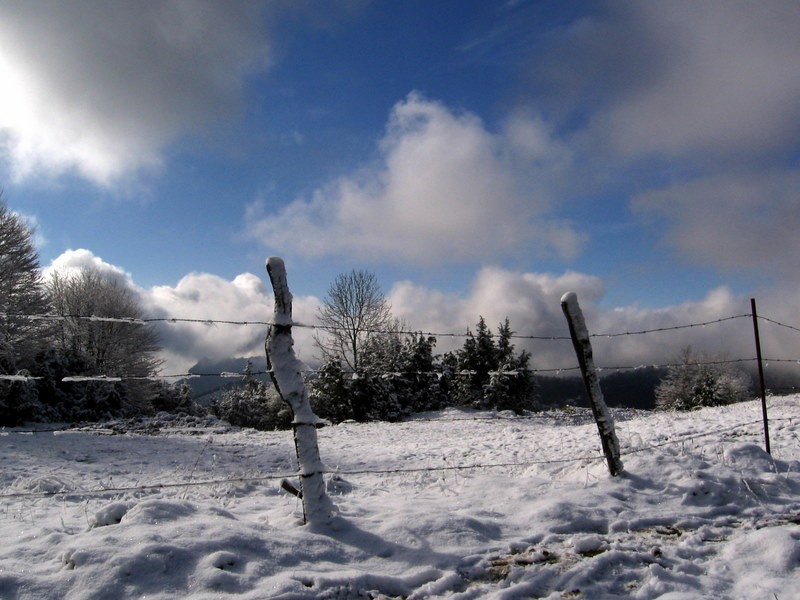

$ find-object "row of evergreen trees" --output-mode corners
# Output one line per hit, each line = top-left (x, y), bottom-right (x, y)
(310, 317), (537, 423)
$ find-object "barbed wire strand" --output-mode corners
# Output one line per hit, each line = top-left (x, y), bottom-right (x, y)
(6, 356), (785, 384)
(757, 315), (800, 335)
(1, 312), (755, 342)
(589, 314), (752, 338)
(3, 417), (790, 501)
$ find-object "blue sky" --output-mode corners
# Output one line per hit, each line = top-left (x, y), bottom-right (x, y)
(2, 0), (800, 372)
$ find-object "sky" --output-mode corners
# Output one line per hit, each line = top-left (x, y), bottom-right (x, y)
(2, 0), (800, 374)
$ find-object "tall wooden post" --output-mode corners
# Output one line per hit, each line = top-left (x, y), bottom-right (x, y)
(560, 292), (623, 476)
(265, 257), (333, 525)
(750, 298), (771, 455)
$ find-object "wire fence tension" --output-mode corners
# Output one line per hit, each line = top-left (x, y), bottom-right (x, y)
(3, 259), (800, 509)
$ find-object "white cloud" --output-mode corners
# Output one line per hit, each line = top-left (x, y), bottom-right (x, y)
(246, 93), (581, 265)
(43, 248), (133, 286)
(389, 267), (604, 369)
(388, 266), (784, 376)
(631, 169), (800, 280)
(540, 0), (800, 163)
(0, 0), (270, 185)
(144, 272), (321, 375)
(519, 1), (800, 285)
(44, 249), (320, 374)
(42, 250), (800, 385)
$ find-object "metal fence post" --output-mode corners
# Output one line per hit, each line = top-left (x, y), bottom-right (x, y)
(750, 298), (771, 455)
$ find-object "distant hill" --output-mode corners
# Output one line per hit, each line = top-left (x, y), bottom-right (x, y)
(537, 367), (667, 410)
(180, 356), (270, 405)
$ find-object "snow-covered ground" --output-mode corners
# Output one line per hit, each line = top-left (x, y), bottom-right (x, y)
(1, 399), (798, 599)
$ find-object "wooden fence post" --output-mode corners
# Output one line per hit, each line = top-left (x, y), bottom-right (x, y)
(265, 256), (333, 525)
(560, 292), (623, 476)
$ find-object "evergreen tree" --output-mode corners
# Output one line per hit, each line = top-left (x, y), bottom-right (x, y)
(0, 197), (51, 373)
(310, 356), (352, 423)
(215, 361), (290, 429)
(398, 333), (442, 413)
(151, 381), (202, 415)
(454, 317), (536, 414)
(496, 318), (515, 365)
(453, 328), (481, 407)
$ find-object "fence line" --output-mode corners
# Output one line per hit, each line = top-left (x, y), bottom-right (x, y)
(757, 316), (800, 335)
(0, 311), (766, 341)
(0, 472), (299, 500)
(4, 276), (798, 521)
(589, 314), (753, 337)
(2, 415), (788, 502)
(5, 356), (785, 383)
(11, 355), (800, 384)
(7, 309), (797, 383)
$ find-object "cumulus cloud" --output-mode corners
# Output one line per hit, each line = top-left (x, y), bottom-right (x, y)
(43, 250), (800, 385)
(44, 249), (320, 374)
(388, 266), (784, 376)
(538, 0), (800, 163)
(518, 1), (800, 284)
(144, 271), (320, 374)
(245, 93), (581, 265)
(0, 0), (270, 185)
(43, 248), (134, 286)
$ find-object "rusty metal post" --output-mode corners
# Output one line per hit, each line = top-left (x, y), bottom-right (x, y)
(750, 298), (771, 455)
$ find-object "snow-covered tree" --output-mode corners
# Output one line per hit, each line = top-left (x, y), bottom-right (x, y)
(310, 356), (352, 423)
(151, 381), (202, 415)
(47, 268), (161, 415)
(311, 330), (444, 421)
(454, 317), (536, 413)
(0, 197), (52, 425)
(214, 361), (290, 430)
(655, 347), (751, 411)
(0, 197), (51, 372)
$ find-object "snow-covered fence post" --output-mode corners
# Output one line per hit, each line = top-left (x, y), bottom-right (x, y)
(265, 257), (333, 525)
(560, 292), (623, 477)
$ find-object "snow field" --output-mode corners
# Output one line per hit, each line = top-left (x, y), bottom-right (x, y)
(1, 399), (799, 599)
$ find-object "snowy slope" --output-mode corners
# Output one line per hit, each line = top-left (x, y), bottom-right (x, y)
(1, 399), (799, 599)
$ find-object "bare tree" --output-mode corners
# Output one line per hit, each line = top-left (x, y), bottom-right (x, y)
(314, 269), (393, 372)
(47, 269), (162, 409)
(0, 196), (51, 372)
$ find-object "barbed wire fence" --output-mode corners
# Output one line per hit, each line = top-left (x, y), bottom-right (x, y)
(2, 289), (800, 507)
(3, 311), (800, 382)
(1, 414), (795, 503)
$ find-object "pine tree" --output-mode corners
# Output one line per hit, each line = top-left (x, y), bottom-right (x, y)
(310, 356), (352, 423)
(454, 317), (536, 413)
(0, 197), (51, 425)
(0, 197), (51, 373)
(393, 333), (440, 414)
